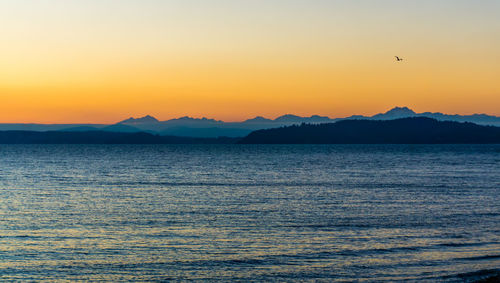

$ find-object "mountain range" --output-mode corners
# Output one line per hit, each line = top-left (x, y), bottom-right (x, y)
(2, 117), (500, 144)
(1, 107), (499, 138)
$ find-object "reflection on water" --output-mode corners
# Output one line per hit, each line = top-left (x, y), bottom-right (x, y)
(0, 145), (499, 281)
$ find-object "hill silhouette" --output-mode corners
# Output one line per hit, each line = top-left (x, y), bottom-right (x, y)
(239, 117), (500, 144)
(3, 118), (499, 144)
(108, 107), (500, 137)
(1, 107), (500, 138)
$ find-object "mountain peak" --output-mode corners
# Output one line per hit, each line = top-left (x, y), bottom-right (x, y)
(119, 115), (159, 124)
(274, 114), (303, 123)
(244, 116), (273, 123)
(371, 106), (417, 120)
(385, 106), (416, 115)
(170, 116), (220, 122)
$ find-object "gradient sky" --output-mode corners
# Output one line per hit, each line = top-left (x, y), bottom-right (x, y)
(1, 0), (499, 123)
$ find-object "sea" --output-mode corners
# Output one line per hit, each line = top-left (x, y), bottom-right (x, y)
(0, 144), (499, 282)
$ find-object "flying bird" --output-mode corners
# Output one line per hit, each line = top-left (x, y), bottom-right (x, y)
(395, 56), (404, 62)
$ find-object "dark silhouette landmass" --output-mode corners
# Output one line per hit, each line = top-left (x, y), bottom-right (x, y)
(0, 131), (239, 144)
(239, 117), (500, 144)
(1, 107), (499, 138)
(2, 117), (500, 144)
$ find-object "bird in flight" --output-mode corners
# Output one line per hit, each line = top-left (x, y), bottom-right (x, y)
(395, 56), (404, 62)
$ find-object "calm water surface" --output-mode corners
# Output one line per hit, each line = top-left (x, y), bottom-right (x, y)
(0, 145), (499, 281)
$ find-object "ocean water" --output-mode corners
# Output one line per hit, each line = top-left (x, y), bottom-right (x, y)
(0, 144), (499, 282)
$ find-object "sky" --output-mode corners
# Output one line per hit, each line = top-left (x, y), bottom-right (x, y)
(0, 0), (499, 123)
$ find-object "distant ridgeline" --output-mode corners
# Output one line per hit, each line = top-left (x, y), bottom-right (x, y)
(1, 117), (500, 144)
(239, 117), (500, 144)
(0, 107), (500, 139)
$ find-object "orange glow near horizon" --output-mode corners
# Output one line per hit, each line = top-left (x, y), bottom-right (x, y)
(1, 0), (499, 123)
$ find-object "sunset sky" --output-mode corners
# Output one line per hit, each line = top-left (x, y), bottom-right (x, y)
(1, 0), (499, 123)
